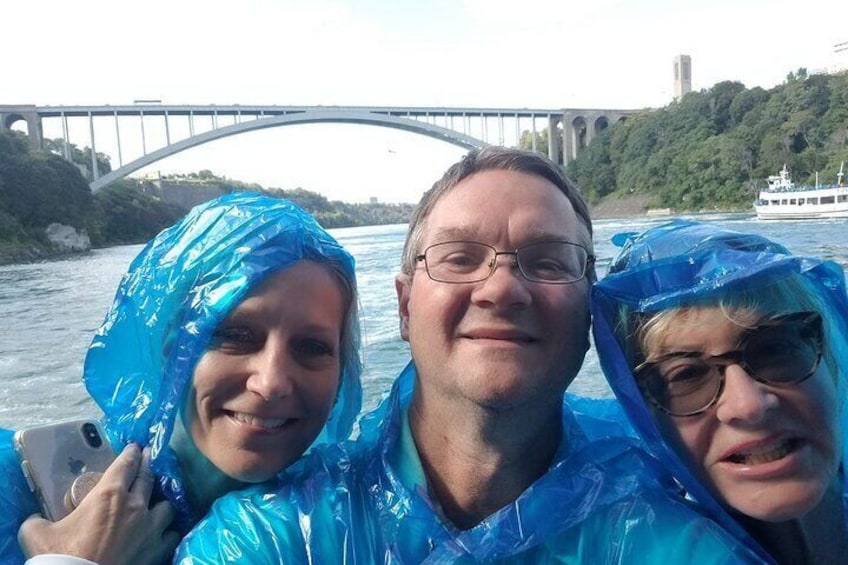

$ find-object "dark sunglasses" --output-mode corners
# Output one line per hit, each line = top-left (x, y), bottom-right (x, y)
(634, 311), (823, 417)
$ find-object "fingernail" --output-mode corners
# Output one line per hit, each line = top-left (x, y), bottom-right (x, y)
(122, 444), (142, 458)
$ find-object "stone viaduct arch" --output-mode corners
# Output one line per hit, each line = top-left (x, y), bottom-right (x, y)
(561, 109), (634, 164)
(0, 105), (43, 149)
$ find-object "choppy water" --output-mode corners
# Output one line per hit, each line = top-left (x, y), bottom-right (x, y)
(2, 213), (846, 428)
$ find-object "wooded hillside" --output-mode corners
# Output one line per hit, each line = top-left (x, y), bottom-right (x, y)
(566, 69), (848, 211)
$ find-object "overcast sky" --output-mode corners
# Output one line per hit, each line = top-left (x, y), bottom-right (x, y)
(5, 0), (847, 203)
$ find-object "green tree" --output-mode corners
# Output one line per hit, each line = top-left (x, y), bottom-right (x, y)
(518, 128), (550, 155)
(87, 180), (186, 246)
(729, 87), (769, 127)
(43, 138), (111, 179)
(0, 131), (93, 229)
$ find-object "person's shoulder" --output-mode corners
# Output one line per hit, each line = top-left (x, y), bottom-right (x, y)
(176, 442), (377, 563)
(563, 393), (640, 442)
(545, 415), (763, 563)
(0, 427), (41, 563)
(580, 488), (763, 563)
(282, 438), (379, 487)
(175, 480), (307, 564)
(0, 427), (18, 466)
(1, 426), (40, 504)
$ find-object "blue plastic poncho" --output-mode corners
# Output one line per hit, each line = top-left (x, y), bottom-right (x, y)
(0, 428), (40, 562)
(591, 219), (848, 563)
(0, 192), (362, 561)
(176, 361), (761, 563)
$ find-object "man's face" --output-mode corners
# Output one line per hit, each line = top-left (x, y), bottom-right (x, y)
(396, 169), (591, 411)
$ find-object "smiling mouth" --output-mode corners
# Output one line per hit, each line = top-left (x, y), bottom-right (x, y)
(227, 411), (292, 430)
(464, 330), (537, 343)
(725, 438), (801, 465)
(469, 336), (535, 342)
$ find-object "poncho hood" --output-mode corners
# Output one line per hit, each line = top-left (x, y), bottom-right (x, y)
(83, 192), (362, 524)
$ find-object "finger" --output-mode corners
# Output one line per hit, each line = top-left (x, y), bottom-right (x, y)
(17, 514), (50, 556)
(148, 499), (176, 532)
(129, 446), (156, 502)
(99, 443), (143, 492)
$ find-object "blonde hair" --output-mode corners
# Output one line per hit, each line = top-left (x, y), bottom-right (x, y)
(621, 274), (839, 385)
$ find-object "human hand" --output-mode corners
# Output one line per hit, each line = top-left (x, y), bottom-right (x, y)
(18, 444), (179, 565)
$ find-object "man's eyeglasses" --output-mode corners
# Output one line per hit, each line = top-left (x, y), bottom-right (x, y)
(415, 240), (594, 285)
(634, 311), (823, 417)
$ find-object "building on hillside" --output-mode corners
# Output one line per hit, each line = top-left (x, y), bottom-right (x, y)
(673, 55), (692, 100)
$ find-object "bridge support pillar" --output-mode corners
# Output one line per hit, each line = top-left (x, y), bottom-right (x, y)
(547, 115), (563, 166)
(562, 115), (575, 167)
(0, 105), (44, 150)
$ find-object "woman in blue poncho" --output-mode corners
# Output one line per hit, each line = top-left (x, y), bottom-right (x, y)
(592, 219), (848, 564)
(0, 192), (362, 564)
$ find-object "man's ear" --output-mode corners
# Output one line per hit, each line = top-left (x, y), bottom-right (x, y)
(395, 273), (412, 342)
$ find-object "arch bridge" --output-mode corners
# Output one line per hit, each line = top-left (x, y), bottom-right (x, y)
(0, 103), (639, 192)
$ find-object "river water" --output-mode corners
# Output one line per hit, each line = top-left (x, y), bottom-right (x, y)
(2, 213), (847, 429)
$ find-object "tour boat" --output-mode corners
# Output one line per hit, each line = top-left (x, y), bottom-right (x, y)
(754, 162), (848, 220)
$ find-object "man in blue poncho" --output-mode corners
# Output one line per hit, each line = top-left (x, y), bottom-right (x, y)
(177, 148), (761, 563)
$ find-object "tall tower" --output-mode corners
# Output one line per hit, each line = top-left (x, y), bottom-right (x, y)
(673, 55), (692, 100)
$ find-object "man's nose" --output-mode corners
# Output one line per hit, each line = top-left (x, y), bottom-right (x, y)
(714, 364), (777, 424)
(246, 342), (295, 401)
(474, 254), (531, 306)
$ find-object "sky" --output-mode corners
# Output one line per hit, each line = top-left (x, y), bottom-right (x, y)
(4, 0), (847, 203)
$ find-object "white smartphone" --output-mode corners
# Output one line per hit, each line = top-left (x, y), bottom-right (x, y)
(13, 418), (116, 521)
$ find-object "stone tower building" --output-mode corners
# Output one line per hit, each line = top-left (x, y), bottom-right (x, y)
(673, 55), (692, 99)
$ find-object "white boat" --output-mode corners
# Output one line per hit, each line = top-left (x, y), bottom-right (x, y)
(754, 162), (848, 220)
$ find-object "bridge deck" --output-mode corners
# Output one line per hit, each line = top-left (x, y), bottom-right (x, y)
(33, 104), (625, 119)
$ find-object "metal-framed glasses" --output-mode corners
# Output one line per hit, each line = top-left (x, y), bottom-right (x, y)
(415, 240), (594, 284)
(634, 311), (823, 417)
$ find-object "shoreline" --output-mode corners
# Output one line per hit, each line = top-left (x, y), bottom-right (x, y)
(589, 194), (749, 220)
(0, 246), (90, 267)
(0, 197), (750, 267)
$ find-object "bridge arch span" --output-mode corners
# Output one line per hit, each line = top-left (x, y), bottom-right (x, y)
(90, 110), (486, 192)
(3, 113), (25, 129)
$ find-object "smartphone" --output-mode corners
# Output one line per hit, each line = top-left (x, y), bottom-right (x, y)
(13, 418), (116, 521)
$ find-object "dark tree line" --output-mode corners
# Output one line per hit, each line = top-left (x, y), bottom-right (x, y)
(0, 133), (414, 263)
(0, 129), (185, 259)
(0, 130), (94, 247)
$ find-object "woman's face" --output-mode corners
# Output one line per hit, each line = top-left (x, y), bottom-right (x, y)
(187, 260), (346, 483)
(647, 307), (840, 522)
